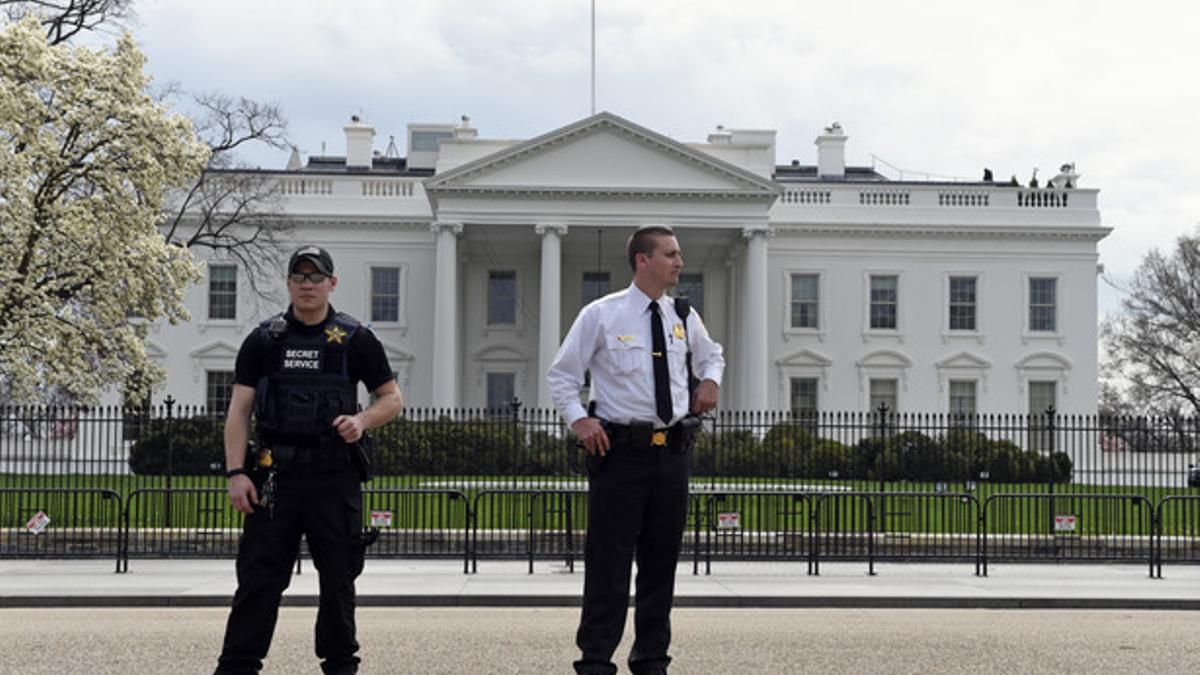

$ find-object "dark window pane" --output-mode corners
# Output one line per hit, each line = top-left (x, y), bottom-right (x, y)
(676, 273), (704, 317)
(869, 275), (897, 329)
(581, 271), (611, 306)
(208, 265), (237, 320)
(371, 267), (400, 322)
(488, 270), (517, 324)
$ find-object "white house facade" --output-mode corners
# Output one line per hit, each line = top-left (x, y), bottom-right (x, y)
(148, 112), (1108, 416)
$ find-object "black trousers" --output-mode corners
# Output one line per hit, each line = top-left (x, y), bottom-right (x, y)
(215, 467), (364, 675)
(574, 442), (692, 675)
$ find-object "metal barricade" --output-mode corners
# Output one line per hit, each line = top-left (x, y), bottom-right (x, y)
(1153, 495), (1200, 578)
(363, 488), (471, 573)
(121, 487), (240, 570)
(470, 488), (587, 573)
(811, 491), (982, 576)
(0, 487), (124, 572)
(691, 489), (813, 575)
(981, 492), (1155, 577)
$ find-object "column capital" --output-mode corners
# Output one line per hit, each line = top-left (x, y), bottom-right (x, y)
(534, 223), (569, 236)
(741, 224), (774, 240)
(431, 221), (464, 236)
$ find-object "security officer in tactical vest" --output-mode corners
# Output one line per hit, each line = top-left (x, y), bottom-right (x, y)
(214, 246), (403, 675)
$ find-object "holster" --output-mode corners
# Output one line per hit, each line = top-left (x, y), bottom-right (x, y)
(672, 415), (703, 454)
(350, 431), (374, 483)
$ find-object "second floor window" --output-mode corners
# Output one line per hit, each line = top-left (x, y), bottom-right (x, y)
(1029, 277), (1057, 332)
(790, 273), (819, 329)
(869, 275), (898, 330)
(581, 271), (610, 306)
(488, 270), (517, 325)
(949, 276), (977, 331)
(371, 267), (400, 322)
(208, 265), (237, 320)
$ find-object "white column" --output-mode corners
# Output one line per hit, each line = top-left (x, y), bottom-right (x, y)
(740, 225), (771, 410)
(535, 224), (568, 408)
(431, 221), (463, 409)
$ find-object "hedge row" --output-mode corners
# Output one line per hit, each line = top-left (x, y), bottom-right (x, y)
(129, 417), (1071, 484)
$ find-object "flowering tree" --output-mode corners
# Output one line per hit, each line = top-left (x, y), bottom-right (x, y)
(0, 17), (209, 404)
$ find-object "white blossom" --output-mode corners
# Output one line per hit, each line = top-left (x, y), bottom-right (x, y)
(0, 17), (209, 404)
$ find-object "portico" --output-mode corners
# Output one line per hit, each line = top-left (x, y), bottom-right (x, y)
(423, 113), (779, 409)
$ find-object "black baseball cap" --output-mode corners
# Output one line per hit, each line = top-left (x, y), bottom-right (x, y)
(288, 245), (334, 275)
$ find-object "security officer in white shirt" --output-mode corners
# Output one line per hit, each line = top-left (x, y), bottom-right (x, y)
(548, 226), (725, 675)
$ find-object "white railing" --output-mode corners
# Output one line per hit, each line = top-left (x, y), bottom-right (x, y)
(361, 179), (416, 197)
(277, 178), (333, 196)
(938, 190), (990, 207)
(859, 189), (911, 206)
(781, 189), (831, 205)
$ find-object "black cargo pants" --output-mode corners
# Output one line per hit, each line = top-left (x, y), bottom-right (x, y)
(215, 464), (364, 675)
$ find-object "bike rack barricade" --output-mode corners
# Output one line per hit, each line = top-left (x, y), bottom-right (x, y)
(1152, 495), (1200, 579)
(811, 491), (982, 576)
(469, 488), (588, 574)
(121, 487), (239, 571)
(0, 487), (124, 572)
(363, 488), (471, 574)
(690, 489), (814, 576)
(981, 492), (1155, 577)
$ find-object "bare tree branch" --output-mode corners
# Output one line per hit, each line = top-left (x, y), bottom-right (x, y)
(1, 0), (133, 45)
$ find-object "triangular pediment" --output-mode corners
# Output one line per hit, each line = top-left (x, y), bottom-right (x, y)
(935, 351), (992, 370)
(776, 348), (834, 368)
(190, 340), (239, 359)
(427, 112), (779, 198)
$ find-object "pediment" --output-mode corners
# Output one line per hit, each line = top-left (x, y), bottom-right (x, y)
(473, 345), (529, 363)
(1016, 351), (1073, 370)
(144, 340), (167, 360)
(776, 348), (834, 368)
(426, 112), (779, 198)
(856, 349), (913, 368)
(382, 344), (414, 363)
(190, 340), (239, 359)
(935, 351), (992, 370)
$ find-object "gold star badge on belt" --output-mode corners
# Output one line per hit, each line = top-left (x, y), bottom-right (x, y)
(325, 325), (347, 344)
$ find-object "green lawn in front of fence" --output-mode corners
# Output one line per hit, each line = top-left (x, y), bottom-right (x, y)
(4, 473), (1200, 535)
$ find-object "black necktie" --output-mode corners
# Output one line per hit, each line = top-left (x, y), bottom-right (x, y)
(649, 301), (673, 426)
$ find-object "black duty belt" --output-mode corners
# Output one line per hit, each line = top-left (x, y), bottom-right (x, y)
(601, 420), (675, 450)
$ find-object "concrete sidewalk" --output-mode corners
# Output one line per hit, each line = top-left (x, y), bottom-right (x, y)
(3, 558), (1199, 610)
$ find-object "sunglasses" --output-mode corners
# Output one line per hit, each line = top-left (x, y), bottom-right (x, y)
(288, 272), (329, 284)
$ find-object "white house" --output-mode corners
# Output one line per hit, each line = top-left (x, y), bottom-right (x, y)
(149, 112), (1108, 416)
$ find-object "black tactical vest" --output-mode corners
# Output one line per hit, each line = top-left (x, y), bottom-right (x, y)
(254, 311), (359, 445)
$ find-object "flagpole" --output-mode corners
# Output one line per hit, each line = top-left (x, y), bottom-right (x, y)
(590, 0), (596, 115)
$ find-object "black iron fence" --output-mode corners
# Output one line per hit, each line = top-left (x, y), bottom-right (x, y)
(3, 401), (1200, 574)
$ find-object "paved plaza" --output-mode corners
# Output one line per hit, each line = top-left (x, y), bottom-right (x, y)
(3, 559), (1200, 673)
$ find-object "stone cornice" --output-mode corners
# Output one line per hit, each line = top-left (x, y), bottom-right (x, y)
(770, 223), (1111, 241)
(427, 185), (778, 201)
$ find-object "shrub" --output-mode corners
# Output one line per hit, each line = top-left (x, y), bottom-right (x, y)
(128, 416), (225, 475)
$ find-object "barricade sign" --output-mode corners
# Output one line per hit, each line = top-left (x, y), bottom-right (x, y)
(370, 510), (393, 528)
(717, 512), (740, 530)
(25, 510), (51, 535)
(1054, 514), (1077, 532)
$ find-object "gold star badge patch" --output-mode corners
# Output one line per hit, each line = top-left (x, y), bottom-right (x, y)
(325, 325), (347, 344)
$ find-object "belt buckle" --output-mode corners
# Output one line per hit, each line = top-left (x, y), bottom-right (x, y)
(651, 430), (668, 447)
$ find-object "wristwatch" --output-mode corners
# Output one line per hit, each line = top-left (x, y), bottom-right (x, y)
(225, 467), (250, 478)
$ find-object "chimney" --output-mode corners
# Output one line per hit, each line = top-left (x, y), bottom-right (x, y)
(814, 122), (847, 179)
(344, 114), (376, 169)
(454, 114), (478, 139)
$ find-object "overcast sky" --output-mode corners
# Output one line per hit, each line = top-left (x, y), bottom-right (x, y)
(123, 0), (1200, 317)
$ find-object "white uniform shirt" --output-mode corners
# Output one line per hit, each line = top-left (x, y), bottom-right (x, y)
(547, 283), (725, 429)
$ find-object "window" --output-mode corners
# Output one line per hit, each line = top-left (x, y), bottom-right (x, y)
(1029, 277), (1057, 332)
(1028, 380), (1057, 451)
(371, 267), (400, 322)
(206, 370), (236, 414)
(676, 273), (705, 316)
(410, 130), (453, 152)
(581, 271), (610, 306)
(949, 276), (977, 331)
(487, 270), (517, 325)
(486, 373), (515, 412)
(869, 275), (898, 330)
(208, 265), (237, 320)
(790, 377), (818, 420)
(869, 378), (898, 413)
(790, 274), (819, 329)
(949, 380), (977, 417)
